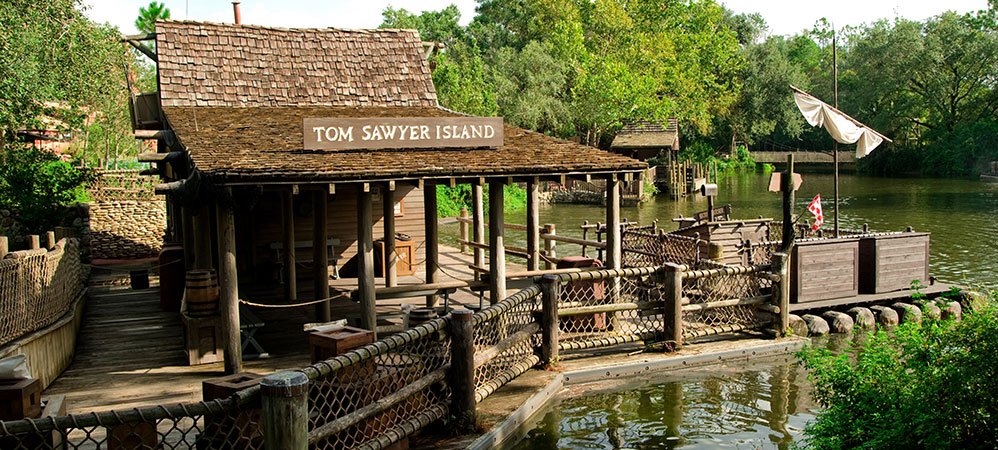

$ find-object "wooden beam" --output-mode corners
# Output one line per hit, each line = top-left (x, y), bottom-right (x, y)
(121, 32), (156, 41)
(357, 188), (377, 337)
(281, 189), (297, 301)
(125, 39), (157, 62)
(194, 205), (213, 270)
(382, 182), (397, 287)
(313, 189), (330, 322)
(526, 177), (540, 271)
(424, 182), (440, 306)
(181, 206), (195, 270)
(472, 181), (485, 281)
(489, 180), (506, 303)
(137, 151), (180, 162)
(216, 191), (242, 374)
(605, 175), (621, 270)
(134, 130), (173, 140)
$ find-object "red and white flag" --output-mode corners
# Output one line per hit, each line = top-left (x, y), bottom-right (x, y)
(807, 194), (823, 230)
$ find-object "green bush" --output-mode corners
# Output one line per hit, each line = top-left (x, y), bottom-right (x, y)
(798, 290), (998, 449)
(0, 146), (91, 232)
(435, 184), (527, 218)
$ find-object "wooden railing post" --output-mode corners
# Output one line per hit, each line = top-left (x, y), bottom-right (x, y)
(459, 207), (469, 254)
(662, 263), (684, 351)
(449, 309), (476, 433)
(261, 371), (308, 450)
(45, 231), (56, 250)
(543, 223), (556, 270)
(771, 252), (790, 336)
(28, 235), (40, 250)
(580, 220), (590, 257)
(0, 236), (7, 260)
(540, 275), (560, 365)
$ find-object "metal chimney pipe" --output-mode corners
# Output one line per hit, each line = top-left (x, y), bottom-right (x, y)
(232, 1), (241, 24)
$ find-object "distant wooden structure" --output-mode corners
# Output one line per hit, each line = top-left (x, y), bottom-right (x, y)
(138, 21), (646, 374)
(609, 119), (704, 197)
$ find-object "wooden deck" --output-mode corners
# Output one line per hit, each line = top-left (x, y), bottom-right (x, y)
(43, 245), (521, 414)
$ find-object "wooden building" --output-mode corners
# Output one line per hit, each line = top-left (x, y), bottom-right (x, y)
(610, 119), (680, 161)
(143, 21), (646, 373)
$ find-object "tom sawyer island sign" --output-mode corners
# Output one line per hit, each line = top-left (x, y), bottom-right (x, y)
(303, 117), (504, 150)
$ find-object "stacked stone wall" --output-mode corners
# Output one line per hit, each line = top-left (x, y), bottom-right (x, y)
(88, 200), (166, 260)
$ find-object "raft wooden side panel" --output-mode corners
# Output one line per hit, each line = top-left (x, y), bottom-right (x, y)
(859, 233), (930, 294)
(674, 219), (770, 265)
(791, 239), (859, 303)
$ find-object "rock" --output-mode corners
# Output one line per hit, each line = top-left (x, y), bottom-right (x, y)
(869, 305), (899, 327)
(802, 314), (829, 336)
(788, 314), (809, 336)
(922, 303), (941, 321)
(821, 310), (855, 334)
(963, 290), (990, 312)
(942, 301), (962, 321)
(847, 307), (876, 329)
(72, 218), (83, 227)
(892, 302), (923, 324)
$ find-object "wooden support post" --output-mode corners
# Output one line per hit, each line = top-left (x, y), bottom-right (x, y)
(182, 206), (196, 270)
(383, 182), (397, 288)
(424, 182), (440, 307)
(281, 190), (297, 301)
(543, 224), (556, 270)
(313, 189), (330, 323)
(449, 309), (476, 433)
(581, 221), (590, 258)
(217, 193), (242, 374)
(459, 207), (469, 254)
(605, 176), (621, 270)
(782, 155), (795, 252)
(488, 180), (507, 304)
(708, 242), (724, 263)
(707, 195), (715, 222)
(195, 205), (213, 270)
(261, 371), (308, 450)
(0, 236), (7, 259)
(772, 252), (790, 336)
(472, 182), (485, 281)
(662, 263), (684, 351)
(540, 275), (560, 365)
(526, 177), (540, 271)
(45, 231), (56, 250)
(357, 188), (377, 338)
(28, 235), (40, 250)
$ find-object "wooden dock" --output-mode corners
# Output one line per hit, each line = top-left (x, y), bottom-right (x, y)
(43, 245), (521, 414)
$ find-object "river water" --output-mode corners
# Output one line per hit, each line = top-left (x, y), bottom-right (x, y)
(443, 172), (997, 288)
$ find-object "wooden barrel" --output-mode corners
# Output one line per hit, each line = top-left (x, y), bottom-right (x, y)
(184, 270), (219, 317)
(408, 308), (437, 328)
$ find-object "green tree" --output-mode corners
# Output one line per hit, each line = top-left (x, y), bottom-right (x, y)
(489, 41), (571, 135)
(0, 146), (92, 232)
(134, 1), (170, 34)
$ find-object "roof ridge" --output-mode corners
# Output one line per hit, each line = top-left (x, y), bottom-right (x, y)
(155, 19), (418, 35)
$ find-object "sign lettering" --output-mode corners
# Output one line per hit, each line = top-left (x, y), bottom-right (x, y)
(303, 117), (504, 150)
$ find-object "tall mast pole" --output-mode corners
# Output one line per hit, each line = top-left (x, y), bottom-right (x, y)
(832, 28), (840, 238)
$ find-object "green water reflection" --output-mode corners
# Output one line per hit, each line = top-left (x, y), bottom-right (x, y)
(441, 173), (997, 287)
(512, 335), (860, 449)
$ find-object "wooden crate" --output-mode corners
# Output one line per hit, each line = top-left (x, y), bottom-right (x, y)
(673, 219), (772, 265)
(201, 373), (264, 449)
(375, 239), (415, 277)
(791, 238), (859, 303)
(182, 314), (223, 365)
(0, 377), (42, 420)
(859, 233), (930, 294)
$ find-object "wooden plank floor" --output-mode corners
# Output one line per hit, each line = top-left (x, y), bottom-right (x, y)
(44, 245), (524, 415)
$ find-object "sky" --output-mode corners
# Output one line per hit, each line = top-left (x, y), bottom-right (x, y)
(86, 0), (990, 36)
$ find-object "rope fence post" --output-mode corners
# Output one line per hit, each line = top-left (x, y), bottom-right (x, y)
(771, 252), (790, 335)
(45, 231), (56, 250)
(449, 309), (476, 433)
(543, 223), (556, 269)
(540, 275), (560, 365)
(662, 263), (684, 351)
(0, 236), (7, 259)
(459, 207), (469, 254)
(261, 371), (309, 450)
(28, 235), (40, 250)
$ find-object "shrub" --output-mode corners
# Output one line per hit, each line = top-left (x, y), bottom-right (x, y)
(797, 290), (998, 449)
(0, 146), (91, 232)
(435, 183), (527, 218)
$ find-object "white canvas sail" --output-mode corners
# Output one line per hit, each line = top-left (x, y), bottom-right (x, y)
(792, 87), (890, 158)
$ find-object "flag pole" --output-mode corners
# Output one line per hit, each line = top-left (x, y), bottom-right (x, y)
(832, 28), (840, 238)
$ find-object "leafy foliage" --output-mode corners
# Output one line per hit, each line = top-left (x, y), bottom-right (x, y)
(798, 293), (998, 449)
(0, 146), (92, 232)
(135, 1), (170, 34)
(435, 184), (527, 218)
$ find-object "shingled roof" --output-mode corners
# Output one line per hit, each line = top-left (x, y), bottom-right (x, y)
(155, 21), (644, 182)
(164, 106), (646, 182)
(611, 119), (680, 149)
(155, 21), (436, 108)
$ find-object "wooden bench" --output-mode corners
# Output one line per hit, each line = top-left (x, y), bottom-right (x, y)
(269, 238), (341, 281)
(673, 204), (733, 228)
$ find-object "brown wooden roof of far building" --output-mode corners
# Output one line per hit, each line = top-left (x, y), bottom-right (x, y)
(155, 21), (645, 182)
(611, 119), (680, 150)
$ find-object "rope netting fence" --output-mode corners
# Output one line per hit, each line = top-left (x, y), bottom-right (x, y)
(0, 238), (85, 347)
(0, 264), (784, 449)
(86, 169), (157, 202)
(622, 229), (701, 268)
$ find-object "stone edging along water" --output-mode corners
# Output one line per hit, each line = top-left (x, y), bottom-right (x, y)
(465, 338), (810, 450)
